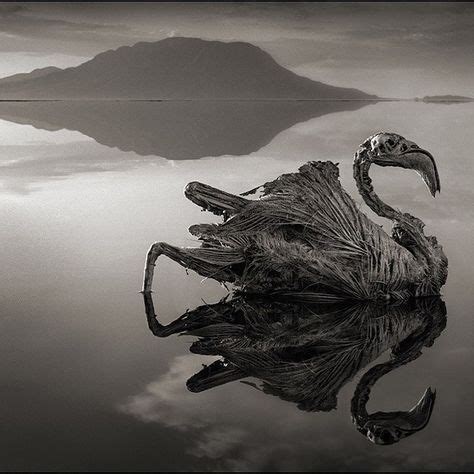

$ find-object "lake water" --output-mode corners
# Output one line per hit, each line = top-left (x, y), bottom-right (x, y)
(1, 100), (473, 471)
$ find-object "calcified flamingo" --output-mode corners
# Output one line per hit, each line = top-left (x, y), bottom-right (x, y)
(142, 132), (447, 300)
(141, 292), (446, 444)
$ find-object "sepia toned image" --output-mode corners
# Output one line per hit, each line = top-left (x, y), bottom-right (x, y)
(0, 2), (473, 472)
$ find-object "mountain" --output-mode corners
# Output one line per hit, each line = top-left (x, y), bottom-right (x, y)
(0, 38), (376, 100)
(0, 67), (61, 87)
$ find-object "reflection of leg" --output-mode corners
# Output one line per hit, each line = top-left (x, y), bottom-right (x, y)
(142, 291), (192, 337)
(142, 291), (169, 337)
(142, 241), (244, 292)
(143, 291), (236, 338)
(184, 181), (249, 219)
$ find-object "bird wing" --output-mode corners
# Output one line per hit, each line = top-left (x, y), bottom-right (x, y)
(205, 161), (422, 299)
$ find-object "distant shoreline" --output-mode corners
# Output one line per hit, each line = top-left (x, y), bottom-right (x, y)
(0, 98), (471, 103)
(0, 98), (403, 103)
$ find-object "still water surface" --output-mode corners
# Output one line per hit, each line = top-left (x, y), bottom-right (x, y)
(0, 101), (473, 471)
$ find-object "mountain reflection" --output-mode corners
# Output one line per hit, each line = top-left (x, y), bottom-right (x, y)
(143, 292), (446, 445)
(0, 100), (372, 160)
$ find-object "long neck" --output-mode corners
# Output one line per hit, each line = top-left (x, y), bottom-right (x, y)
(352, 299), (446, 424)
(351, 350), (420, 422)
(353, 151), (445, 293)
(353, 151), (401, 221)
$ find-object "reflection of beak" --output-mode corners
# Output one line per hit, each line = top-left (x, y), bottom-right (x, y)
(405, 386), (437, 431)
(365, 386), (437, 445)
(373, 148), (441, 197)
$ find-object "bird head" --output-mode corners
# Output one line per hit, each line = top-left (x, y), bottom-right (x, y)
(356, 387), (436, 445)
(358, 132), (440, 197)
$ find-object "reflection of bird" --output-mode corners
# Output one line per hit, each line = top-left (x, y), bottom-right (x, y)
(143, 132), (447, 300)
(142, 292), (447, 445)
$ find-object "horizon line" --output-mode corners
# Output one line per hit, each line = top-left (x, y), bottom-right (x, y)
(0, 98), (472, 103)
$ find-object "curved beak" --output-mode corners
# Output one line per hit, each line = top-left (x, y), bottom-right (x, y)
(405, 386), (437, 430)
(373, 148), (441, 197)
(362, 386), (437, 445)
(401, 149), (441, 197)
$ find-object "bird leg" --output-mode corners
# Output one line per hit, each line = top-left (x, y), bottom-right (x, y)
(184, 181), (249, 220)
(142, 241), (244, 292)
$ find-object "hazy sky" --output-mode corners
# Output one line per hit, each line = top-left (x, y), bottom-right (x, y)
(0, 2), (473, 97)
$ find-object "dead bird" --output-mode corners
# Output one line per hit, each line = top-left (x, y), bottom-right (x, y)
(143, 132), (447, 300)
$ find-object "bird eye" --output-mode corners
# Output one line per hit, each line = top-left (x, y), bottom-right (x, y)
(387, 139), (394, 146)
(400, 144), (407, 151)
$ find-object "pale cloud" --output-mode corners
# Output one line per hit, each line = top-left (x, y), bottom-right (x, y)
(118, 354), (314, 470)
(117, 349), (474, 471)
(118, 355), (219, 429)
